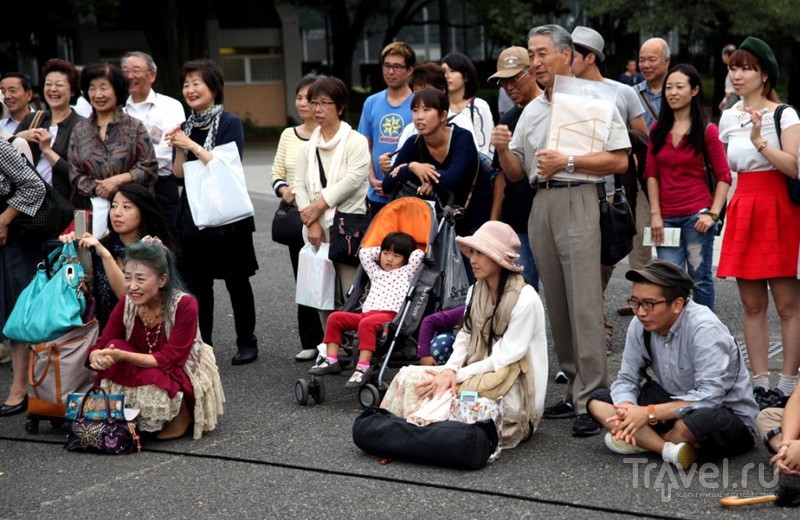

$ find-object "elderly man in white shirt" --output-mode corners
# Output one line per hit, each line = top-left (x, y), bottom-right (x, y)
(121, 51), (186, 235)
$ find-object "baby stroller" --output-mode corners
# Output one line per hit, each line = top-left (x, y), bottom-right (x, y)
(294, 195), (470, 408)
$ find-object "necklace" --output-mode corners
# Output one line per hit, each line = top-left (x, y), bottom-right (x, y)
(144, 321), (162, 354)
(138, 306), (163, 328)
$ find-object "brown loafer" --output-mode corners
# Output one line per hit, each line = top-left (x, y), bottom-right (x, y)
(616, 305), (634, 316)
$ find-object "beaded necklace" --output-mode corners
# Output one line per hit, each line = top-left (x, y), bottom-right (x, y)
(138, 305), (164, 354)
(144, 322), (163, 354)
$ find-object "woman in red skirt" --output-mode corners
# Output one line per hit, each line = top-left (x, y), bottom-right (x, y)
(718, 37), (800, 407)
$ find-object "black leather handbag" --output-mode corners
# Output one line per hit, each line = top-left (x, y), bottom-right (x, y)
(352, 407), (498, 470)
(271, 201), (304, 248)
(328, 210), (371, 266)
(597, 176), (635, 266)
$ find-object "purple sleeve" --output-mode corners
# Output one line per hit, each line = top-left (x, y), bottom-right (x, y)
(417, 305), (466, 357)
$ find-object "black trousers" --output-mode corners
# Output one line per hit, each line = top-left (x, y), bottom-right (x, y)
(154, 175), (180, 246)
(189, 273), (258, 351)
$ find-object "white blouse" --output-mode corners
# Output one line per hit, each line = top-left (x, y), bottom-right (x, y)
(718, 102), (800, 173)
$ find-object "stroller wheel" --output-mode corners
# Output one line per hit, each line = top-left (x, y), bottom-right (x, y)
(310, 378), (326, 404)
(358, 384), (381, 409)
(25, 417), (39, 434)
(49, 418), (65, 430)
(295, 379), (310, 406)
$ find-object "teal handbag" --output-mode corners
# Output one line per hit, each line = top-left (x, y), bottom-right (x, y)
(3, 242), (87, 343)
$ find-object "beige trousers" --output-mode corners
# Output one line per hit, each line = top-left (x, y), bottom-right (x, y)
(529, 184), (607, 413)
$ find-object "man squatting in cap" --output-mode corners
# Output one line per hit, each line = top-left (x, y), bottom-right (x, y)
(587, 260), (758, 469)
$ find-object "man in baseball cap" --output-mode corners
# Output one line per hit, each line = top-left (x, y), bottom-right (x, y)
(587, 260), (758, 469)
(487, 47), (542, 295)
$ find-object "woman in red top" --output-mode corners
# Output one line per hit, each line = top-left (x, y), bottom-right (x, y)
(646, 64), (731, 310)
(87, 237), (224, 440)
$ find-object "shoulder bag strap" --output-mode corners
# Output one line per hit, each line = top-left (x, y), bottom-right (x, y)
(640, 330), (655, 382)
(701, 123), (716, 194)
(30, 110), (45, 129)
(638, 89), (658, 121)
(315, 148), (327, 189)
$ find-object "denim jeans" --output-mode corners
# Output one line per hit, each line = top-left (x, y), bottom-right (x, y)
(656, 214), (716, 310)
(518, 232), (540, 292)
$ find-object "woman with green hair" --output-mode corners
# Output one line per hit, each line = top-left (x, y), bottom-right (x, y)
(86, 237), (225, 440)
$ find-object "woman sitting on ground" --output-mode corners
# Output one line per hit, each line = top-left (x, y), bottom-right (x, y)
(86, 237), (224, 440)
(380, 221), (547, 448)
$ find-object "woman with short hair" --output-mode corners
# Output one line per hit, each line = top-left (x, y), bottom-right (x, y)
(68, 63), (157, 212)
(167, 59), (260, 366)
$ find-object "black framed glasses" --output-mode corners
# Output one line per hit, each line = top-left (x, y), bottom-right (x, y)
(627, 298), (668, 312)
(382, 63), (408, 71)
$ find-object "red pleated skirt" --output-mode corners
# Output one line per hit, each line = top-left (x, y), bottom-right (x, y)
(718, 170), (800, 280)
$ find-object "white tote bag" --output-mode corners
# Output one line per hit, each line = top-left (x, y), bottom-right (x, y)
(295, 243), (335, 310)
(183, 142), (255, 229)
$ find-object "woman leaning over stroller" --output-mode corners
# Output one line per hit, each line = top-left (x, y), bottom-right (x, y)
(381, 221), (547, 448)
(87, 238), (224, 440)
(382, 87), (487, 235)
(293, 77), (370, 316)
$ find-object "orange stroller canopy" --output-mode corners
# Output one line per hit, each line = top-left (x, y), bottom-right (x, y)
(361, 198), (436, 253)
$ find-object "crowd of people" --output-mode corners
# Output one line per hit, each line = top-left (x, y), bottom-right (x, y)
(0, 23), (799, 477)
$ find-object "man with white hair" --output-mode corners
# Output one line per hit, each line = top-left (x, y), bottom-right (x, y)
(121, 51), (186, 234)
(493, 24), (630, 437)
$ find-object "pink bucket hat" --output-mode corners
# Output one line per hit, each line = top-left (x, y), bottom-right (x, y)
(455, 221), (523, 273)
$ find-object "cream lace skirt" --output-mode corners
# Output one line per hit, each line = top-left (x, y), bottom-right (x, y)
(100, 343), (226, 440)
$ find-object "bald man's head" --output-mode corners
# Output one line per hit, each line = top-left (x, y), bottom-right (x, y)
(638, 38), (671, 88)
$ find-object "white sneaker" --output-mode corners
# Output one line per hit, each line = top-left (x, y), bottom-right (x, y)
(604, 432), (646, 455)
(661, 441), (696, 469)
(294, 348), (318, 361)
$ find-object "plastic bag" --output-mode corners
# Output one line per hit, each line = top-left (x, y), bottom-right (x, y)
(183, 142), (255, 229)
(295, 243), (335, 310)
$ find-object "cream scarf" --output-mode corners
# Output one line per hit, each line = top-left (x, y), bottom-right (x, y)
(457, 274), (532, 414)
(305, 122), (352, 228)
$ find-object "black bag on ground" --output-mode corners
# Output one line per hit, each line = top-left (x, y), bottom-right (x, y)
(271, 201), (304, 247)
(598, 176), (635, 266)
(328, 210), (370, 266)
(352, 407), (498, 470)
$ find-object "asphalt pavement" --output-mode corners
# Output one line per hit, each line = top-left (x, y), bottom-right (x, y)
(0, 141), (792, 519)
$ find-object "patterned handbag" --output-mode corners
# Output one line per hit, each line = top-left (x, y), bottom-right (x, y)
(64, 386), (141, 455)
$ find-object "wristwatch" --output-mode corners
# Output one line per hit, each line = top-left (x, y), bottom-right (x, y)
(647, 404), (658, 425)
(702, 211), (719, 222)
(565, 155), (575, 174)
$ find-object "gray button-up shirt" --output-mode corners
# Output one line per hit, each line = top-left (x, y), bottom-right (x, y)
(611, 300), (758, 432)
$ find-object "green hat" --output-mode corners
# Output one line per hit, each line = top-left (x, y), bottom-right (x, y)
(739, 36), (778, 87)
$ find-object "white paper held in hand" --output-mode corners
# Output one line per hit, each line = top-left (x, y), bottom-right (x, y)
(643, 227), (681, 247)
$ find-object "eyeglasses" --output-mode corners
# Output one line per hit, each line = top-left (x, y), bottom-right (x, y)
(382, 63), (408, 71)
(627, 298), (668, 312)
(122, 67), (150, 76)
(309, 100), (336, 108)
(496, 69), (530, 87)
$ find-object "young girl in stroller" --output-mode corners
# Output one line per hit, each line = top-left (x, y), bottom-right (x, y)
(309, 232), (424, 388)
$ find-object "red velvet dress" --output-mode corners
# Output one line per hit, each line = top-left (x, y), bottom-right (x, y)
(87, 295), (199, 401)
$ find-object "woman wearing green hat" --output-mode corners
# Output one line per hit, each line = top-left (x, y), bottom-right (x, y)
(717, 37), (800, 406)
